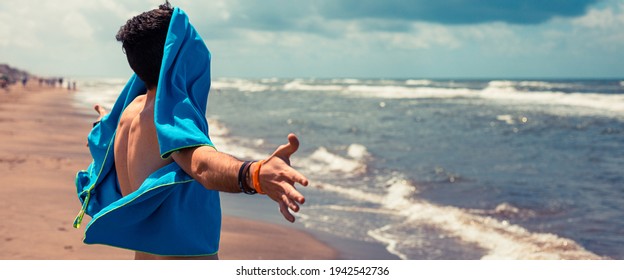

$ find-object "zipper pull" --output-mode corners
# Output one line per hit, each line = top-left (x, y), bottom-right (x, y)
(73, 209), (85, 229)
(73, 192), (92, 229)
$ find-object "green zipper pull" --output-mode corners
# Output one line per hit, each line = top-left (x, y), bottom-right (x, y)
(73, 209), (85, 229)
(73, 191), (92, 229)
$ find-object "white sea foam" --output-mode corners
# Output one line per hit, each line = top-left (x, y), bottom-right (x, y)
(260, 77), (279, 83)
(343, 82), (624, 116)
(346, 85), (477, 99)
(479, 88), (624, 114)
(515, 81), (580, 90)
(315, 179), (602, 260)
(486, 80), (516, 90)
(476, 81), (624, 114)
(405, 79), (433, 86)
(316, 205), (397, 215)
(330, 78), (361, 84)
(207, 119), (229, 137)
(77, 77), (128, 86)
(486, 80), (578, 90)
(303, 145), (367, 175)
(212, 79), (270, 92)
(72, 78), (127, 111)
(368, 225), (409, 260)
(208, 122), (370, 180)
(468, 203), (537, 219)
(496, 114), (515, 125)
(206, 119), (267, 160)
(347, 144), (369, 160)
(283, 81), (344, 92)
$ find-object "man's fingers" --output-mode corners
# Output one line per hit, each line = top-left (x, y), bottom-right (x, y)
(281, 193), (300, 212)
(279, 201), (295, 223)
(273, 133), (300, 162)
(285, 166), (309, 187)
(282, 181), (306, 205)
(271, 181), (304, 205)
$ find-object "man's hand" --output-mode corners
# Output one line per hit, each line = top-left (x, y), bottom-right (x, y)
(87, 104), (108, 147)
(94, 104), (108, 122)
(253, 133), (309, 223)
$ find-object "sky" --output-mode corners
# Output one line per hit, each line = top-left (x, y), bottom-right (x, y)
(1, 0), (623, 79)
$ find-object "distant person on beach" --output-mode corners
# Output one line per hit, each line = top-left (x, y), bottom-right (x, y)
(0, 75), (8, 91)
(77, 1), (308, 260)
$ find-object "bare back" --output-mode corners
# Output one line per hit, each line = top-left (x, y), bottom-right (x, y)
(112, 92), (218, 260)
(114, 93), (173, 196)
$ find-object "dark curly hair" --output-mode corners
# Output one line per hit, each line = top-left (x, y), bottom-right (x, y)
(116, 1), (173, 90)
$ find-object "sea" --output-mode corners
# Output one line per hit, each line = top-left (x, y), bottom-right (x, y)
(71, 77), (624, 260)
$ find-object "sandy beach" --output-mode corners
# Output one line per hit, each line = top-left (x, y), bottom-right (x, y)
(0, 82), (337, 260)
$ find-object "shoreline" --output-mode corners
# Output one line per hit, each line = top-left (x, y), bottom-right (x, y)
(0, 82), (337, 260)
(220, 193), (400, 260)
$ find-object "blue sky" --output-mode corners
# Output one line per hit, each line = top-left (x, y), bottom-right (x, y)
(1, 0), (623, 78)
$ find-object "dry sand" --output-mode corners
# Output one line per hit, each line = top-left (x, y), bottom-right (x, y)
(0, 82), (337, 260)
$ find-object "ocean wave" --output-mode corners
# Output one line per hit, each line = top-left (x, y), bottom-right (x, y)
(486, 80), (585, 91)
(207, 119), (370, 177)
(206, 119), (267, 160)
(76, 77), (128, 87)
(79, 105), (604, 259)
(367, 225), (409, 260)
(72, 78), (126, 111)
(346, 85), (477, 99)
(516, 81), (580, 90)
(315, 179), (602, 260)
(212, 79), (270, 92)
(343, 83), (624, 115)
(260, 77), (279, 83)
(210, 78), (624, 116)
(301, 145), (368, 175)
(480, 88), (624, 114)
(405, 79), (433, 86)
(468, 203), (537, 220)
(283, 80), (344, 92)
(496, 114), (516, 125)
(207, 119), (230, 137)
(486, 80), (516, 90)
(330, 78), (361, 84)
(309, 205), (397, 215)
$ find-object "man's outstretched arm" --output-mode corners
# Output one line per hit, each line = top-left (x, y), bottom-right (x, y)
(171, 133), (309, 222)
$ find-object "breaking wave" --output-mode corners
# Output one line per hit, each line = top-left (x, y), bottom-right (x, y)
(315, 180), (603, 260)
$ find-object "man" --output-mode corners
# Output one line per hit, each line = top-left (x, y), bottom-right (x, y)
(76, 2), (308, 260)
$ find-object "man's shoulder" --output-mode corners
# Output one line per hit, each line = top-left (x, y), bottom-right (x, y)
(119, 95), (147, 124)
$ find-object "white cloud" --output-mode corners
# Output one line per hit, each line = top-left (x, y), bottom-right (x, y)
(572, 3), (624, 29)
(565, 3), (624, 51)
